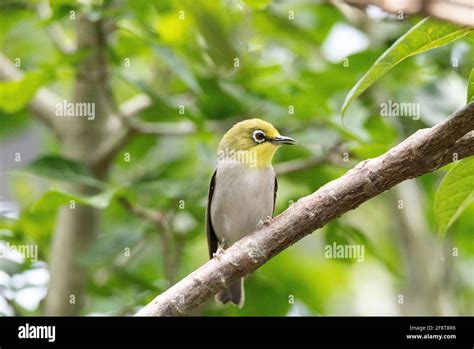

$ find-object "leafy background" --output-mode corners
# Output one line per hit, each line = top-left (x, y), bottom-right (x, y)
(0, 0), (473, 316)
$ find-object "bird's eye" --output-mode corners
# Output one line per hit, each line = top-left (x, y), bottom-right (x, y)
(252, 130), (266, 143)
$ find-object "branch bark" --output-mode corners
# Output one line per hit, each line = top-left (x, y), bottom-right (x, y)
(340, 0), (474, 27)
(135, 102), (474, 316)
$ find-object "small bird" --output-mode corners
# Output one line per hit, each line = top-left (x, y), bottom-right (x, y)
(206, 119), (296, 307)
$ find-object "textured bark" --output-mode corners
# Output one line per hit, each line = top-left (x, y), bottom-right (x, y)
(136, 103), (474, 316)
(44, 14), (112, 315)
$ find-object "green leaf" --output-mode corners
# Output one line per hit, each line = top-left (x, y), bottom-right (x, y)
(0, 71), (47, 113)
(243, 0), (272, 10)
(341, 18), (473, 115)
(467, 68), (474, 103)
(434, 157), (474, 238)
(20, 155), (104, 189)
(32, 187), (120, 212)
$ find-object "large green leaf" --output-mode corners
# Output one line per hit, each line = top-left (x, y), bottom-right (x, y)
(0, 71), (47, 113)
(434, 157), (474, 238)
(20, 155), (104, 189)
(468, 68), (474, 103)
(341, 18), (473, 115)
(32, 187), (120, 212)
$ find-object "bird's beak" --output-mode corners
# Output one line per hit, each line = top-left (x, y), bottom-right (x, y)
(270, 135), (296, 145)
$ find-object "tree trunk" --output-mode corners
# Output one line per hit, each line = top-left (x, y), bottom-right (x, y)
(44, 14), (111, 315)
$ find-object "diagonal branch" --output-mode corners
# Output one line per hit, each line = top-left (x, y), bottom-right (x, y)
(124, 118), (196, 136)
(118, 197), (168, 227)
(90, 93), (197, 168)
(118, 197), (180, 284)
(135, 102), (474, 316)
(274, 142), (347, 175)
(118, 94), (196, 136)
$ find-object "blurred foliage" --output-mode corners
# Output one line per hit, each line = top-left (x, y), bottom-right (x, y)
(0, 0), (473, 316)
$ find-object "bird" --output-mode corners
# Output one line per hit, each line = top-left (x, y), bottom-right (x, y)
(206, 118), (296, 308)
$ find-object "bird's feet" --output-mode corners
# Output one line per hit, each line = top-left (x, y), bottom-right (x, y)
(263, 216), (274, 226)
(213, 247), (225, 260)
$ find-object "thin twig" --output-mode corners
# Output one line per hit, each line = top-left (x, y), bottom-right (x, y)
(274, 142), (345, 175)
(118, 197), (180, 284)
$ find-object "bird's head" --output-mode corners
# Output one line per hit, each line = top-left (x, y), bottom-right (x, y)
(217, 118), (296, 168)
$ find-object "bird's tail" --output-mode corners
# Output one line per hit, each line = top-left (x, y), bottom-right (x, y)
(215, 278), (245, 308)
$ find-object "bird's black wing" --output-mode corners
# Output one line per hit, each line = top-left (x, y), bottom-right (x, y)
(206, 170), (218, 259)
(273, 176), (278, 216)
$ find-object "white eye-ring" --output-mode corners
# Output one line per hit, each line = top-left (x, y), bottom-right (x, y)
(252, 130), (266, 143)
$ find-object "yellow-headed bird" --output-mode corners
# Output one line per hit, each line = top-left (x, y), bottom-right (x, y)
(206, 119), (296, 307)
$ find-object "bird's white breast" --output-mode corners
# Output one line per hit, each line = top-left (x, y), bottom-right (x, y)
(210, 163), (275, 246)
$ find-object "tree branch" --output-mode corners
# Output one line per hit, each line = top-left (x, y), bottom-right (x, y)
(125, 118), (197, 136)
(119, 93), (196, 135)
(340, 0), (474, 28)
(118, 197), (180, 284)
(118, 197), (168, 227)
(87, 93), (151, 169)
(135, 102), (474, 316)
(90, 93), (197, 168)
(119, 93), (153, 118)
(274, 142), (345, 175)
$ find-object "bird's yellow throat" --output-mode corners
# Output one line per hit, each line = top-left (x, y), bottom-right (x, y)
(217, 143), (279, 168)
(252, 142), (279, 167)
